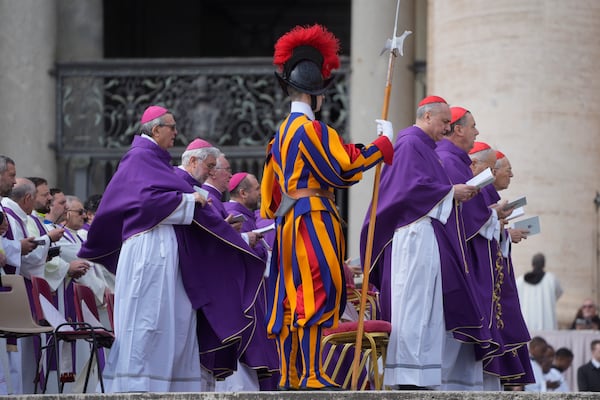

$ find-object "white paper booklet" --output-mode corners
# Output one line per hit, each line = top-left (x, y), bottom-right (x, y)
(512, 216), (541, 236)
(253, 223), (275, 234)
(193, 185), (209, 198)
(504, 195), (527, 210)
(466, 167), (494, 189)
(506, 206), (525, 221)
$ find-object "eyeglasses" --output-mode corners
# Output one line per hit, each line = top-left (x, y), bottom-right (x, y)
(582, 304), (595, 308)
(68, 209), (85, 215)
(159, 123), (177, 131)
(215, 167), (232, 172)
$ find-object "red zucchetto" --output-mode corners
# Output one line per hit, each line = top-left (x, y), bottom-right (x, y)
(418, 95), (447, 107)
(469, 141), (491, 155)
(450, 106), (469, 125)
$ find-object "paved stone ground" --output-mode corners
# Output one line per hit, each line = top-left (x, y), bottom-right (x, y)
(9, 391), (600, 400)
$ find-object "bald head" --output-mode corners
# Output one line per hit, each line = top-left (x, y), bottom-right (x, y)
(9, 178), (36, 214)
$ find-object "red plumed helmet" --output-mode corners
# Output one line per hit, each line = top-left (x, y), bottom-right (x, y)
(273, 24), (340, 95)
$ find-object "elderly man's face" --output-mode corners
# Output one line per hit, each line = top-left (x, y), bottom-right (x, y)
(429, 104), (452, 142)
(493, 158), (513, 191)
(66, 200), (86, 230)
(0, 163), (16, 197)
(190, 155), (216, 184)
(210, 155), (232, 193)
(153, 113), (178, 150)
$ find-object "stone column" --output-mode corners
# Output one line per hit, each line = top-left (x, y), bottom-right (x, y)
(56, 0), (103, 201)
(56, 0), (103, 62)
(0, 0), (57, 181)
(428, 0), (600, 323)
(347, 0), (416, 260)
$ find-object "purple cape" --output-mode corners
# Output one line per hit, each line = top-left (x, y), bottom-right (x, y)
(224, 201), (268, 262)
(360, 126), (490, 345)
(202, 184), (229, 219)
(78, 136), (265, 378)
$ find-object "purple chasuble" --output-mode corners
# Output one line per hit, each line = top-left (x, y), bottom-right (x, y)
(78, 136), (264, 378)
(224, 201), (268, 262)
(479, 184), (534, 382)
(78, 135), (186, 271)
(360, 126), (490, 344)
(223, 201), (279, 382)
(436, 139), (501, 358)
(202, 184), (229, 219)
(171, 166), (274, 379)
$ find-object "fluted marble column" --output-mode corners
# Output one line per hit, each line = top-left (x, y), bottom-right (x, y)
(0, 0), (57, 180)
(347, 0), (417, 260)
(56, 0), (104, 200)
(428, 0), (600, 324)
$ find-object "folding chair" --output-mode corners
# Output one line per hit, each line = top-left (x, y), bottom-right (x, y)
(0, 275), (53, 393)
(30, 276), (113, 393)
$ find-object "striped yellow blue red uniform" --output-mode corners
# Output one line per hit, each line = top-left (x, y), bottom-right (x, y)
(260, 110), (392, 389)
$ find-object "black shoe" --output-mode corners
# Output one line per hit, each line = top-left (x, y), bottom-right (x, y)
(393, 384), (431, 390)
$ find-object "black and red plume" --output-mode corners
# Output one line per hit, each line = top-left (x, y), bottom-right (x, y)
(273, 24), (340, 79)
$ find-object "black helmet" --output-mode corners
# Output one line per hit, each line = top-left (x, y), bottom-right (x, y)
(273, 25), (340, 96)
(276, 59), (335, 96)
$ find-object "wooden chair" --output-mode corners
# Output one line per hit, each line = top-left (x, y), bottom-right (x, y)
(30, 276), (113, 393)
(321, 262), (391, 390)
(0, 275), (53, 393)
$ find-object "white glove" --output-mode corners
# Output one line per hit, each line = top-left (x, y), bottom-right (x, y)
(375, 119), (394, 142)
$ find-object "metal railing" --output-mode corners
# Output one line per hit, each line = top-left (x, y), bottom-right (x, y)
(54, 57), (350, 215)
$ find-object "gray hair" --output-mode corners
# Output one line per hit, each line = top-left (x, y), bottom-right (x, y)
(494, 156), (507, 170)
(65, 195), (82, 209)
(416, 102), (444, 120)
(181, 147), (221, 167)
(469, 148), (495, 163)
(0, 155), (15, 173)
(9, 178), (36, 202)
(140, 113), (171, 136)
(450, 111), (471, 134)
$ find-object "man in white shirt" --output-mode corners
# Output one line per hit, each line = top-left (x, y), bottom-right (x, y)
(52, 195), (114, 307)
(0, 156), (36, 395)
(1, 178), (69, 394)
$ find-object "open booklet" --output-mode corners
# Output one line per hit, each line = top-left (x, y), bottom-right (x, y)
(192, 185), (209, 198)
(466, 167), (495, 189)
(511, 215), (541, 236)
(253, 223), (275, 234)
(505, 206), (525, 221)
(504, 195), (527, 211)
